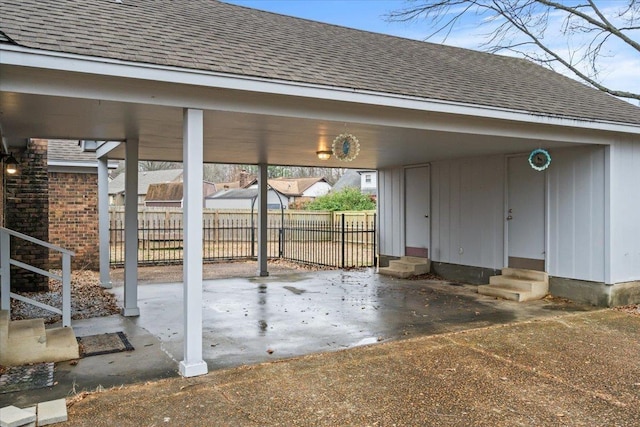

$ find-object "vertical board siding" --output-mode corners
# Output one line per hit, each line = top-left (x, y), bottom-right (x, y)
(548, 146), (605, 282)
(610, 140), (640, 283)
(378, 167), (404, 256)
(431, 156), (504, 269)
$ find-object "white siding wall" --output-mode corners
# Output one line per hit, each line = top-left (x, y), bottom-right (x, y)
(430, 156), (504, 269)
(379, 146), (626, 283)
(547, 146), (606, 282)
(377, 167), (404, 256)
(302, 182), (331, 197)
(360, 171), (377, 192)
(609, 140), (640, 283)
(205, 198), (252, 209)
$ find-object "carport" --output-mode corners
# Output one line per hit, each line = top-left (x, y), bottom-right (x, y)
(1, 1), (639, 377)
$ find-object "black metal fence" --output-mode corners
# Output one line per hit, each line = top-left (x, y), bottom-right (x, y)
(110, 213), (376, 268)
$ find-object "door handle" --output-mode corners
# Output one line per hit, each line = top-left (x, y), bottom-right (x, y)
(424, 215), (429, 218)
(506, 215), (513, 220)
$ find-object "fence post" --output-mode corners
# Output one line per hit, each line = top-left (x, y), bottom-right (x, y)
(0, 231), (10, 311)
(373, 213), (377, 267)
(62, 253), (71, 327)
(251, 217), (255, 258)
(341, 213), (346, 269)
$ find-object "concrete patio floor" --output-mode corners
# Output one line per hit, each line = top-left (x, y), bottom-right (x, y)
(2, 269), (600, 409)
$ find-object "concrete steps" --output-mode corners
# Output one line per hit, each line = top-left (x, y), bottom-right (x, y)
(478, 268), (549, 302)
(0, 310), (79, 366)
(378, 256), (431, 279)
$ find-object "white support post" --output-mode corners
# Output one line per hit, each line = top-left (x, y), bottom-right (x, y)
(0, 232), (10, 310)
(123, 139), (140, 317)
(97, 156), (112, 288)
(62, 253), (71, 327)
(179, 108), (208, 377)
(257, 163), (269, 277)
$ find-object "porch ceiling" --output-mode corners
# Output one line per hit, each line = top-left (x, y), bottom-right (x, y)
(0, 65), (611, 169)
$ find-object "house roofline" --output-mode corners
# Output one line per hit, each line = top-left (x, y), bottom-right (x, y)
(3, 44), (640, 136)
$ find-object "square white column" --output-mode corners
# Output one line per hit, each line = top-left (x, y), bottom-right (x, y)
(257, 163), (269, 277)
(123, 139), (140, 317)
(179, 108), (208, 377)
(97, 156), (112, 289)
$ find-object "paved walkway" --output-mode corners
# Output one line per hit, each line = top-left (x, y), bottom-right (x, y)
(64, 310), (640, 426)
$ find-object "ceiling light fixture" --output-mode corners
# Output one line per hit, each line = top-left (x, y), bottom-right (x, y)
(316, 150), (332, 161)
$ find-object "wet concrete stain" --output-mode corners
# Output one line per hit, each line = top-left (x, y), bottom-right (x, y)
(122, 269), (595, 371)
(283, 286), (306, 295)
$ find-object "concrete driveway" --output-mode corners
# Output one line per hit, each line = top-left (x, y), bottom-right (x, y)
(116, 268), (597, 370)
(2, 268), (601, 410)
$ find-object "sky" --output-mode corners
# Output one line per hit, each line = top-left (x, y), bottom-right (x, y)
(223, 0), (639, 103)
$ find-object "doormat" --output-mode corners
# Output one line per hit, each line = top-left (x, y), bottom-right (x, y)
(0, 362), (54, 394)
(77, 332), (134, 357)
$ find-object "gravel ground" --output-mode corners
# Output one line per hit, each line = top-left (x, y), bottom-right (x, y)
(10, 270), (119, 324)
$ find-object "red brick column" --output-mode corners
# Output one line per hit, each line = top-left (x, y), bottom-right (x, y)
(48, 172), (99, 270)
(5, 139), (49, 291)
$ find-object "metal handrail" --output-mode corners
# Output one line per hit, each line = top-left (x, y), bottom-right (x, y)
(0, 226), (74, 255)
(0, 227), (74, 327)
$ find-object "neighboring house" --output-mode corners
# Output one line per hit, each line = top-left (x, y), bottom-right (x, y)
(359, 170), (377, 196)
(245, 177), (331, 207)
(333, 170), (377, 196)
(211, 180), (242, 194)
(144, 181), (217, 207)
(108, 169), (183, 206)
(205, 188), (287, 210)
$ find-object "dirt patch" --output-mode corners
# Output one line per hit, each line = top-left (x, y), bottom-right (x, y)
(613, 304), (640, 316)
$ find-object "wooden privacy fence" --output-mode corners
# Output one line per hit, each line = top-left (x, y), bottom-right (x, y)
(109, 208), (376, 268)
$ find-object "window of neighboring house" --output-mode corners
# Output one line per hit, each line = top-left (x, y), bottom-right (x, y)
(365, 174), (372, 184)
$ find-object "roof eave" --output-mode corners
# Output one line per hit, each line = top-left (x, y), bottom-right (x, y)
(2, 44), (640, 135)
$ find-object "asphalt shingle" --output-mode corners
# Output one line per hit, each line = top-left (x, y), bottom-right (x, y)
(1, 0), (638, 125)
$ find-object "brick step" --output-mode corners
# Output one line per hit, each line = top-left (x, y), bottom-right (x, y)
(42, 327), (80, 361)
(388, 260), (430, 275)
(379, 257), (431, 279)
(0, 311), (79, 366)
(399, 256), (431, 265)
(8, 318), (46, 341)
(480, 268), (549, 303)
(489, 276), (548, 294)
(0, 310), (8, 339)
(378, 266), (417, 279)
(477, 285), (536, 302)
(501, 268), (548, 282)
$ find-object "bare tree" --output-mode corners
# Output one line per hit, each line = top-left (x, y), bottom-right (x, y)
(138, 161), (182, 171)
(388, 0), (640, 100)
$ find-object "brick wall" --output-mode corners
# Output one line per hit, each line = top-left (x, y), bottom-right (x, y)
(5, 139), (49, 292)
(48, 172), (99, 270)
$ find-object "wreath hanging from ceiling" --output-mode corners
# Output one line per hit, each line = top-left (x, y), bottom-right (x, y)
(332, 133), (360, 162)
(528, 148), (551, 171)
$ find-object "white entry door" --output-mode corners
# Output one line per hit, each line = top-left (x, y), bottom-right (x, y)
(405, 165), (430, 258)
(507, 155), (545, 271)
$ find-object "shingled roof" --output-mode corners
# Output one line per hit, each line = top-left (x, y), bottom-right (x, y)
(1, 0), (638, 125)
(108, 169), (183, 195)
(244, 177), (329, 196)
(47, 140), (97, 162)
